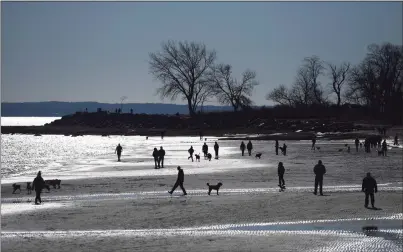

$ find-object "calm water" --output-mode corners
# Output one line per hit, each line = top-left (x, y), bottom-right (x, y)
(1, 117), (61, 126)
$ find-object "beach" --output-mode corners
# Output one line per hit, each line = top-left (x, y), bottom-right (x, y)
(1, 135), (402, 251)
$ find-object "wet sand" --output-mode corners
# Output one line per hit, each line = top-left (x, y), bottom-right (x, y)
(1, 139), (402, 251)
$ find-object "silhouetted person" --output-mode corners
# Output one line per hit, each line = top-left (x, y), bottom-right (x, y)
(32, 171), (45, 205)
(202, 143), (208, 158)
(278, 162), (285, 187)
(313, 160), (326, 195)
(355, 138), (360, 152)
(281, 143), (287, 156)
(275, 140), (279, 155)
(240, 141), (246, 156)
(188, 146), (194, 162)
(214, 142), (219, 159)
(199, 131), (203, 140)
(382, 140), (387, 156)
(364, 139), (370, 153)
(168, 166), (187, 195)
(362, 172), (378, 208)
(161, 131), (164, 139)
(394, 134), (399, 146)
(152, 148), (159, 168)
(158, 146), (165, 168)
(347, 146), (351, 153)
(115, 144), (123, 162)
(311, 137), (316, 150)
(247, 140), (253, 156)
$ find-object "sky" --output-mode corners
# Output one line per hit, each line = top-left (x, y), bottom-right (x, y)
(1, 1), (402, 106)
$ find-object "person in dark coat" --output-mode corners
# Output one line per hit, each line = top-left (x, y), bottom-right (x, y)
(394, 134), (399, 146)
(199, 131), (203, 140)
(278, 162), (285, 187)
(355, 138), (360, 152)
(152, 148), (159, 168)
(311, 137), (316, 150)
(158, 147), (165, 168)
(188, 146), (194, 162)
(161, 131), (164, 139)
(247, 140), (253, 156)
(382, 140), (387, 156)
(240, 141), (246, 156)
(275, 140), (279, 155)
(313, 160), (326, 195)
(202, 143), (208, 158)
(168, 166), (187, 195)
(362, 172), (378, 208)
(214, 142), (219, 159)
(281, 143), (287, 156)
(32, 171), (46, 205)
(115, 144), (123, 162)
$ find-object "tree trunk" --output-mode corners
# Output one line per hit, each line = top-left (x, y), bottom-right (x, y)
(187, 98), (196, 117)
(337, 94), (341, 107)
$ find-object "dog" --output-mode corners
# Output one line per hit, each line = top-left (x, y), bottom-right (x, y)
(377, 149), (384, 156)
(12, 183), (21, 194)
(316, 147), (321, 150)
(344, 144), (348, 147)
(26, 182), (32, 194)
(45, 179), (61, 189)
(207, 153), (212, 161)
(338, 148), (343, 152)
(195, 154), (201, 162)
(255, 153), (262, 159)
(207, 182), (223, 195)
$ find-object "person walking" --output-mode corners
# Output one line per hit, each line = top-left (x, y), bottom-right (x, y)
(311, 137), (316, 150)
(247, 140), (253, 156)
(115, 144), (123, 162)
(152, 148), (159, 168)
(275, 140), (279, 155)
(313, 160), (326, 195)
(188, 146), (194, 162)
(362, 172), (378, 208)
(168, 166), (187, 195)
(278, 162), (285, 188)
(394, 134), (399, 146)
(202, 143), (208, 158)
(214, 142), (219, 159)
(282, 143), (287, 156)
(32, 171), (46, 205)
(355, 138), (360, 152)
(240, 141), (246, 156)
(158, 146), (165, 168)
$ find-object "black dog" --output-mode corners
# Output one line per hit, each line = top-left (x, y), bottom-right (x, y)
(255, 153), (262, 159)
(195, 154), (201, 162)
(12, 183), (21, 194)
(207, 153), (212, 161)
(26, 182), (32, 194)
(207, 182), (223, 195)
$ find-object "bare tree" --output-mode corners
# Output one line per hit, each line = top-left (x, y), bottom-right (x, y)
(298, 56), (326, 104)
(209, 64), (258, 111)
(327, 62), (350, 107)
(149, 41), (216, 116)
(266, 84), (295, 106)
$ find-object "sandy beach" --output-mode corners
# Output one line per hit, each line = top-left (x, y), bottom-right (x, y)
(1, 137), (402, 251)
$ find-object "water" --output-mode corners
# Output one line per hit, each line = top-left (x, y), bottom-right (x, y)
(1, 117), (61, 126)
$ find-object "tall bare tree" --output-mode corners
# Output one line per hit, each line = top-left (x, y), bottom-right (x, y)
(266, 84), (296, 106)
(209, 64), (258, 111)
(327, 62), (350, 107)
(149, 41), (216, 116)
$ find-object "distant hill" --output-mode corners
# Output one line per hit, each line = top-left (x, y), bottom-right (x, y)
(1, 102), (234, 117)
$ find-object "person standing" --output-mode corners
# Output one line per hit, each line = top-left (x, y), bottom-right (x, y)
(152, 148), (159, 168)
(382, 139), (387, 156)
(362, 172), (378, 208)
(202, 143), (208, 158)
(168, 166), (187, 195)
(278, 162), (285, 188)
(240, 141), (246, 156)
(282, 143), (287, 156)
(188, 146), (194, 162)
(158, 146), (165, 168)
(115, 144), (123, 162)
(275, 140), (279, 155)
(214, 142), (219, 159)
(311, 137), (316, 150)
(313, 160), (326, 195)
(355, 138), (360, 152)
(32, 171), (46, 205)
(394, 134), (399, 146)
(247, 140), (253, 156)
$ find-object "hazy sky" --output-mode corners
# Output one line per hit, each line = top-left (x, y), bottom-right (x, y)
(2, 2), (402, 105)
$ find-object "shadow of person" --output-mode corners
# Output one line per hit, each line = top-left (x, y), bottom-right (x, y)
(319, 194), (331, 197)
(369, 207), (382, 211)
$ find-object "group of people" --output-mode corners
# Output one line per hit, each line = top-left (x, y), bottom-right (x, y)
(152, 147), (166, 169)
